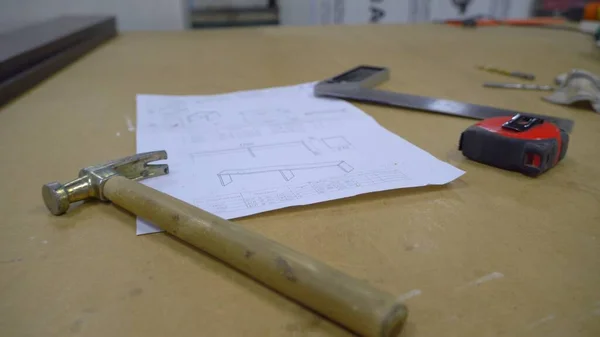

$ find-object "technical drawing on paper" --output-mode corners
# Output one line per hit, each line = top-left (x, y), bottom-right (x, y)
(217, 161), (354, 186)
(322, 136), (352, 151)
(136, 83), (466, 235)
(303, 108), (348, 118)
(186, 111), (220, 124)
(150, 101), (188, 128)
(195, 167), (410, 213)
(240, 108), (293, 124)
(191, 140), (319, 160)
(304, 108), (347, 115)
(151, 100), (187, 115)
(240, 107), (350, 124)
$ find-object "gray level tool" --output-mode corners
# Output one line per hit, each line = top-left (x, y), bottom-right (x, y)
(314, 65), (574, 133)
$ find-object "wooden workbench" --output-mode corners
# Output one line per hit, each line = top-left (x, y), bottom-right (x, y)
(1, 24), (599, 337)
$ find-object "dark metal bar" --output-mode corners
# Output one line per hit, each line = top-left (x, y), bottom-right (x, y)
(0, 16), (117, 107)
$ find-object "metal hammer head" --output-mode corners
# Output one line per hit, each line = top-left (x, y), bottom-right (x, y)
(42, 151), (169, 216)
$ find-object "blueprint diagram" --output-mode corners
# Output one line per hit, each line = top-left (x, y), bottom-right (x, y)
(322, 136), (352, 151)
(217, 161), (354, 186)
(191, 140), (319, 160)
(136, 83), (464, 235)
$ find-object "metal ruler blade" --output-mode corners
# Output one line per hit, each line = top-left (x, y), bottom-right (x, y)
(318, 88), (574, 133)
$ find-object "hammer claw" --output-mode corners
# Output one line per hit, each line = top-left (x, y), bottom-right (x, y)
(135, 150), (168, 163)
(136, 164), (169, 180)
(112, 151), (169, 180)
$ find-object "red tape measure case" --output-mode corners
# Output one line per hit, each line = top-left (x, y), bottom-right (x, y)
(459, 115), (569, 176)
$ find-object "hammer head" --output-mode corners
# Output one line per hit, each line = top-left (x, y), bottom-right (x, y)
(42, 151), (168, 215)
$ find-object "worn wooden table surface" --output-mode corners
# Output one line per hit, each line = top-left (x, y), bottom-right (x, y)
(1, 24), (599, 337)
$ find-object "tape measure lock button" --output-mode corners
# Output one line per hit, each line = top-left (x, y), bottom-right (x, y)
(459, 114), (569, 176)
(501, 114), (544, 132)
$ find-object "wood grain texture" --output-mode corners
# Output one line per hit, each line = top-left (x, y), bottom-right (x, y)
(1, 24), (599, 337)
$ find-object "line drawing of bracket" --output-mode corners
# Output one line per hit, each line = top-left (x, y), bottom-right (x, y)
(186, 111), (220, 124)
(217, 161), (354, 186)
(191, 140), (318, 160)
(322, 136), (352, 150)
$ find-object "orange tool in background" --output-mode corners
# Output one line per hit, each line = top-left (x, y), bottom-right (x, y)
(584, 2), (600, 21)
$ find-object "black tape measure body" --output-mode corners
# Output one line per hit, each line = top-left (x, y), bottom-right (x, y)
(459, 114), (569, 176)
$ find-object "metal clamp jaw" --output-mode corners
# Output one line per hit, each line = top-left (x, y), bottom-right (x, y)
(42, 151), (169, 215)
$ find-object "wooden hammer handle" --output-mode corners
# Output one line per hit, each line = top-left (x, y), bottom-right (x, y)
(104, 176), (407, 337)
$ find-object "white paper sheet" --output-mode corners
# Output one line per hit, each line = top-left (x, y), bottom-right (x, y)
(136, 83), (464, 235)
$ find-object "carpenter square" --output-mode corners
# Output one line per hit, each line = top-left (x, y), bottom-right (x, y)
(314, 65), (574, 133)
(42, 151), (408, 337)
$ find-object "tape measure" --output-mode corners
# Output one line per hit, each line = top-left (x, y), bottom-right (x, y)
(459, 114), (569, 176)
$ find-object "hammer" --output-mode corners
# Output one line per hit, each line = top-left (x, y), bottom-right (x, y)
(42, 151), (408, 337)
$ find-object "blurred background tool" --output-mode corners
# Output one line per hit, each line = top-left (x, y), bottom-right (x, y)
(444, 16), (566, 27)
(478, 65), (536, 80)
(580, 1), (600, 46)
(189, 0), (278, 28)
(535, 1), (599, 21)
(483, 82), (555, 91)
(544, 69), (600, 113)
(451, 0), (473, 14)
